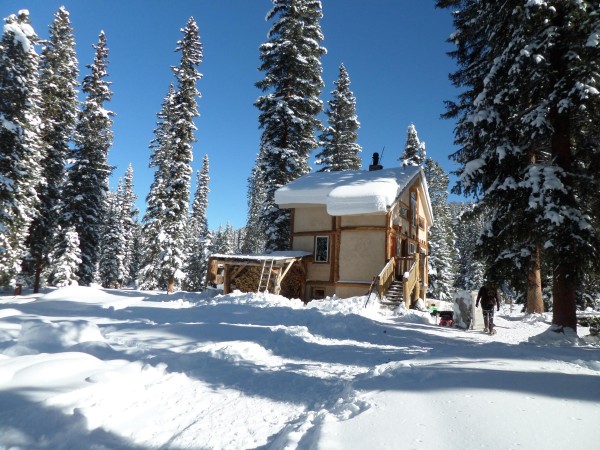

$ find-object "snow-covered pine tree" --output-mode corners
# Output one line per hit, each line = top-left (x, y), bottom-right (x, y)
(119, 164), (138, 286)
(316, 63), (361, 172)
(438, 0), (600, 329)
(449, 202), (485, 291)
(254, 0), (326, 252)
(99, 188), (125, 288)
(161, 17), (202, 293)
(25, 7), (79, 292)
(242, 164), (267, 254)
(424, 158), (457, 300)
(60, 31), (114, 286)
(399, 124), (426, 167)
(49, 225), (81, 287)
(0, 10), (43, 287)
(210, 224), (234, 255)
(139, 85), (176, 290)
(183, 155), (210, 292)
(140, 19), (202, 293)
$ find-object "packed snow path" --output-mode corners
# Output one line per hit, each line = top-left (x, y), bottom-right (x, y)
(0, 287), (599, 449)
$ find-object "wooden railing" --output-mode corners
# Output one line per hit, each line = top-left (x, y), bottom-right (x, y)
(376, 257), (396, 299)
(402, 253), (419, 306)
(375, 254), (420, 305)
(396, 256), (415, 277)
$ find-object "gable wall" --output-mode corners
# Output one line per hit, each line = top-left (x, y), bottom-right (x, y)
(338, 230), (386, 282)
(340, 214), (386, 228)
(294, 206), (332, 232)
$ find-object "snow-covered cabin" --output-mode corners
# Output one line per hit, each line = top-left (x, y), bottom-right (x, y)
(275, 164), (433, 305)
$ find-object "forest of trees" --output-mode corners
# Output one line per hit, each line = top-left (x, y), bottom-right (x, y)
(1, 1), (598, 331)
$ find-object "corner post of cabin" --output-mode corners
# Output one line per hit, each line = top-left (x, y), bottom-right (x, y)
(334, 216), (341, 283)
(223, 264), (231, 295)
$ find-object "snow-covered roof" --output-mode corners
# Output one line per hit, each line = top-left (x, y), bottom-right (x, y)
(275, 166), (432, 221)
(209, 251), (311, 262)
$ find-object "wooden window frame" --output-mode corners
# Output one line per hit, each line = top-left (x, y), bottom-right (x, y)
(314, 235), (330, 263)
(312, 287), (326, 300)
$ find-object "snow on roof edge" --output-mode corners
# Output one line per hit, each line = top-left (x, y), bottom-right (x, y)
(275, 166), (424, 217)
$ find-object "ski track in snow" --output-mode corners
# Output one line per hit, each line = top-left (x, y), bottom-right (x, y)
(0, 287), (599, 449)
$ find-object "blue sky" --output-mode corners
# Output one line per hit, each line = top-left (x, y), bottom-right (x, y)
(2, 0), (460, 230)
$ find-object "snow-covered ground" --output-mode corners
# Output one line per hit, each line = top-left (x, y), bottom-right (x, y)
(0, 286), (599, 450)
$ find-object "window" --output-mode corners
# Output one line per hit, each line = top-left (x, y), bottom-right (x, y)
(410, 192), (417, 227)
(314, 236), (329, 263)
(312, 288), (326, 300)
(409, 242), (416, 254)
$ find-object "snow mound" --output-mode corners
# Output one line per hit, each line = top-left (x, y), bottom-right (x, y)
(40, 285), (144, 309)
(522, 313), (551, 324)
(5, 320), (107, 356)
(527, 325), (586, 346)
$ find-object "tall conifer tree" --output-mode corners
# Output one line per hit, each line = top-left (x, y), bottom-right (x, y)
(242, 164), (267, 254)
(0, 10), (42, 286)
(183, 155), (210, 291)
(424, 158), (457, 300)
(254, 0), (326, 252)
(60, 31), (113, 285)
(316, 63), (362, 172)
(26, 7), (79, 292)
(120, 164), (138, 286)
(399, 124), (426, 167)
(99, 188), (125, 288)
(140, 18), (202, 292)
(438, 0), (600, 329)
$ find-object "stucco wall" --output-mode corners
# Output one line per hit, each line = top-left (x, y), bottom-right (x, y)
(294, 206), (332, 232)
(335, 284), (371, 299)
(341, 214), (386, 228)
(307, 263), (331, 282)
(293, 235), (315, 254)
(339, 230), (385, 282)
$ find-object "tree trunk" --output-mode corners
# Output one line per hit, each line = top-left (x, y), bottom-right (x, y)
(552, 263), (577, 331)
(167, 274), (175, 294)
(549, 104), (576, 331)
(33, 256), (42, 294)
(526, 242), (544, 314)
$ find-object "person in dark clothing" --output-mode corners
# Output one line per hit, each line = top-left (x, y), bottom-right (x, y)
(476, 284), (500, 334)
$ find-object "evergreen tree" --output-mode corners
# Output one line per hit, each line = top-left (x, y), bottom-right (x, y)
(449, 202), (485, 291)
(242, 164), (267, 254)
(438, 0), (600, 329)
(25, 7), (79, 292)
(49, 225), (81, 287)
(399, 124), (426, 167)
(140, 18), (202, 293)
(139, 85), (176, 290)
(210, 224), (234, 255)
(316, 63), (362, 172)
(0, 10), (43, 286)
(60, 31), (114, 285)
(119, 164), (138, 285)
(254, 0), (326, 252)
(99, 188), (125, 288)
(183, 155), (210, 292)
(424, 158), (457, 300)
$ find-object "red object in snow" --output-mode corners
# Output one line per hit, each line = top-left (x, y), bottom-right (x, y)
(439, 311), (454, 327)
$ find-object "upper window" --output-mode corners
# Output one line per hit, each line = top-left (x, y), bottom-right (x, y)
(410, 192), (417, 226)
(314, 236), (329, 263)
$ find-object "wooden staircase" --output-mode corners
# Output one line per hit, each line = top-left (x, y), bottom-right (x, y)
(379, 278), (404, 306)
